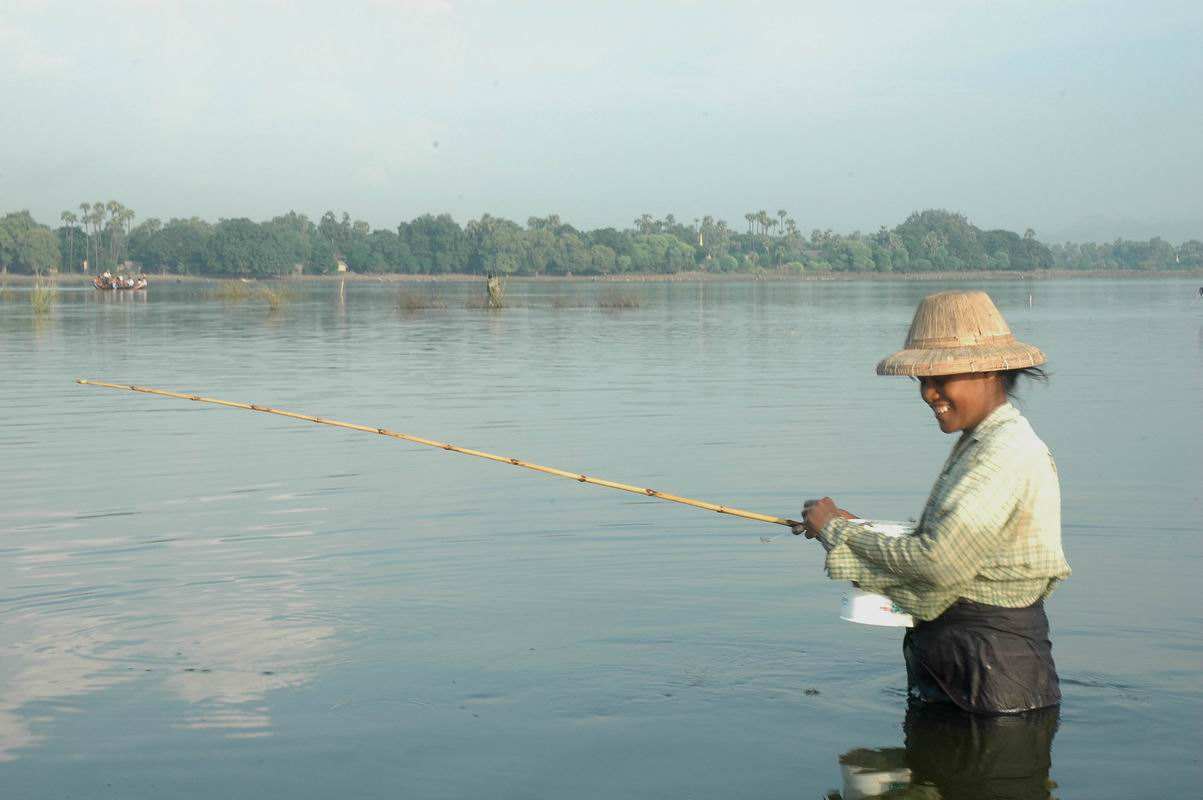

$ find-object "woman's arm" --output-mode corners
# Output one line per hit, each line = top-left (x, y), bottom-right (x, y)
(821, 447), (1032, 588)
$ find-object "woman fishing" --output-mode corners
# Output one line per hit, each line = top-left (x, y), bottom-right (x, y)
(797, 290), (1071, 714)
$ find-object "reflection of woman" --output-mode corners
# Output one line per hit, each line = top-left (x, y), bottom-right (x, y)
(798, 291), (1071, 714)
(833, 704), (1060, 799)
(904, 703), (1060, 798)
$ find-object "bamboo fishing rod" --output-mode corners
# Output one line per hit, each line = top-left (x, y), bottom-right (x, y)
(77, 379), (803, 529)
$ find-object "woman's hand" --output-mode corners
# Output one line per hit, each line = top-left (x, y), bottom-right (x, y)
(794, 498), (857, 539)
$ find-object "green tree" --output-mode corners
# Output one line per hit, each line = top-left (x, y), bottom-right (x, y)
(365, 229), (413, 272)
(0, 212), (60, 273)
(523, 225), (556, 275)
(204, 218), (280, 275)
(79, 202), (98, 271)
(309, 236), (337, 273)
(129, 217), (212, 274)
(843, 239), (874, 271)
(896, 210), (986, 269)
(78, 202), (95, 271)
(589, 244), (617, 275)
(549, 231), (591, 274)
(1177, 240), (1203, 268)
(60, 211), (80, 272)
(467, 215), (525, 275)
(23, 227), (61, 272)
(634, 214), (657, 235)
(104, 200), (123, 264)
(405, 214), (469, 274)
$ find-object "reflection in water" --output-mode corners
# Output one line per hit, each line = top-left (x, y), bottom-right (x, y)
(0, 493), (335, 761)
(832, 703), (1060, 800)
(0, 609), (131, 762)
(0, 607), (329, 758)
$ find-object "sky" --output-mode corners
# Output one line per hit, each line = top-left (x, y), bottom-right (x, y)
(2, 0), (1201, 242)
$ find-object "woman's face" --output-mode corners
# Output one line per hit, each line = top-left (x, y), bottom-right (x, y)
(918, 372), (1007, 433)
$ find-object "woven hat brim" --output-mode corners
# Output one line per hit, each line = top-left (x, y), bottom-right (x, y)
(876, 341), (1045, 376)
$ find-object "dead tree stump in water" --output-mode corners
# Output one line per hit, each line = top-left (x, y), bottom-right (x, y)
(486, 274), (505, 309)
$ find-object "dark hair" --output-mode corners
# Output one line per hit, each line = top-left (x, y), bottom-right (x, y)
(1000, 366), (1049, 398)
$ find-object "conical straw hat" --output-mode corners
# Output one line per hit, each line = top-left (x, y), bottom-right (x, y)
(876, 290), (1045, 376)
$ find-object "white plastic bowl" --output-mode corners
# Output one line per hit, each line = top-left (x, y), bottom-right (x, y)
(839, 520), (916, 628)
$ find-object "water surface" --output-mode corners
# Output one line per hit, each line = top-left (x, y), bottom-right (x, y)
(1, 278), (1200, 797)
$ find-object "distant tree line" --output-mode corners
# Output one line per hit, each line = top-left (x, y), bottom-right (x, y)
(1048, 237), (1203, 270)
(2, 204), (1200, 276)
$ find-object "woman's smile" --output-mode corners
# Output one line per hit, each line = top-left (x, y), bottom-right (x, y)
(929, 398), (958, 432)
(919, 372), (1006, 434)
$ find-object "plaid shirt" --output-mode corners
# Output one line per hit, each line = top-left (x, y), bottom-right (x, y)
(820, 403), (1071, 622)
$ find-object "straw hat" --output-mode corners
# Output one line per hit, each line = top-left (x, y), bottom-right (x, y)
(876, 290), (1045, 376)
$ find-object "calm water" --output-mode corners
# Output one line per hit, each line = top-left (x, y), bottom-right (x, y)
(1, 278), (1200, 798)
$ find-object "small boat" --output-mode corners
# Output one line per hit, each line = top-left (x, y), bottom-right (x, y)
(93, 273), (148, 291)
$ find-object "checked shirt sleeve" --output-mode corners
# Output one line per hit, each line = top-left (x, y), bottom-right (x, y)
(826, 441), (1031, 590)
(818, 518), (904, 594)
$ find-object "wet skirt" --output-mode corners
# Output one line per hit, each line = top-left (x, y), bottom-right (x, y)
(903, 598), (1061, 714)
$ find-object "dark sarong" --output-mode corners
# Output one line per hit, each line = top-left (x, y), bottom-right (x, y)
(903, 598), (1061, 714)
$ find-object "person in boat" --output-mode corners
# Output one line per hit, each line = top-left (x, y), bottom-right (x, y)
(796, 290), (1071, 714)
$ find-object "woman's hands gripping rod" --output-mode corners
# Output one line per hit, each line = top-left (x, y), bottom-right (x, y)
(793, 497), (856, 538)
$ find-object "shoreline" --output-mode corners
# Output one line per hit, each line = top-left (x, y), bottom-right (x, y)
(5, 268), (1201, 285)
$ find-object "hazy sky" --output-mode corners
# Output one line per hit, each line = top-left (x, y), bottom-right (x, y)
(3, 0), (1201, 241)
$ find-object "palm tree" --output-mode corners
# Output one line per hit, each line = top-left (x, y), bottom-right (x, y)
(106, 200), (122, 264)
(61, 211), (78, 272)
(79, 203), (93, 271)
(714, 219), (730, 258)
(119, 207), (136, 263)
(91, 201), (107, 270)
(777, 210), (788, 238)
(756, 210), (772, 239)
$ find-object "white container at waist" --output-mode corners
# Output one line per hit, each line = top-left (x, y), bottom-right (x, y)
(838, 519), (915, 628)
